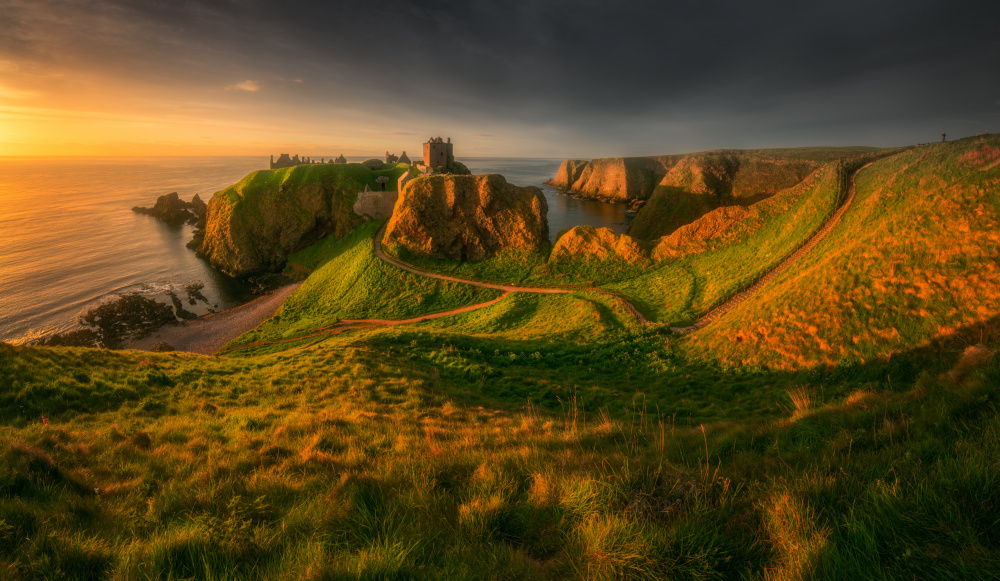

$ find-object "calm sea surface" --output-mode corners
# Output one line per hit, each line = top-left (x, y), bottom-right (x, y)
(0, 156), (624, 344)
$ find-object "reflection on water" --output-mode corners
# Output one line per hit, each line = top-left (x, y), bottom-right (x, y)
(0, 156), (263, 343)
(0, 156), (624, 344)
(461, 158), (627, 241)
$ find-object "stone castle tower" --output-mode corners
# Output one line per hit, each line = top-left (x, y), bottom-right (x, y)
(423, 136), (454, 170)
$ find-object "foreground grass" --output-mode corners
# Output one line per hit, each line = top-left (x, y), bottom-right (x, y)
(1, 334), (998, 579)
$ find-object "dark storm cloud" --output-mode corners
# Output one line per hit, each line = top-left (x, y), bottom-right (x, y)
(4, 0), (999, 152)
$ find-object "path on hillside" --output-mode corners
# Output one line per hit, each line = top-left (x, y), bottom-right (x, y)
(373, 224), (570, 294)
(221, 292), (512, 353)
(374, 224), (653, 324)
(223, 160), (869, 354)
(669, 161), (872, 334)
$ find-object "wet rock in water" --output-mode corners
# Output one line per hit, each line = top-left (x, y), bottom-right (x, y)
(35, 328), (101, 348)
(79, 293), (177, 349)
(166, 291), (198, 320)
(384, 174), (549, 260)
(132, 192), (199, 225)
(185, 281), (208, 305)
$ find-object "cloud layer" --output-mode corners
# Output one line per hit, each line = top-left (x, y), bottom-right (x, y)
(1, 0), (998, 156)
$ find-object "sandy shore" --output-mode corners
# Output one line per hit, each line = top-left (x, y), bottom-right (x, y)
(127, 282), (302, 354)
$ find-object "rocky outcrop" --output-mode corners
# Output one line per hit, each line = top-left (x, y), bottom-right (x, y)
(550, 226), (647, 263)
(651, 205), (753, 260)
(627, 155), (820, 240)
(194, 168), (367, 277)
(353, 190), (399, 219)
(132, 192), (200, 225)
(384, 174), (549, 260)
(362, 159), (384, 170)
(547, 159), (590, 189)
(545, 156), (681, 202)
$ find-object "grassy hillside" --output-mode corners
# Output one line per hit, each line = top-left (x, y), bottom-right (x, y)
(2, 320), (999, 579)
(607, 161), (847, 325)
(218, 162), (412, 208)
(225, 221), (504, 350)
(3, 141), (1000, 579)
(689, 135), (1000, 368)
(626, 153), (823, 241)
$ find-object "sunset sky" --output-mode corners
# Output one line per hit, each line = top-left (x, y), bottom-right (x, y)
(1, 0), (998, 158)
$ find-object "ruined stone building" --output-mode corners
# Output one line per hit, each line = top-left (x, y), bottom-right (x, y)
(385, 151), (399, 163)
(423, 137), (454, 170)
(398, 151), (411, 165)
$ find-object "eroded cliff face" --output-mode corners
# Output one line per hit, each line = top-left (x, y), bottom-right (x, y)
(545, 156), (680, 202)
(384, 174), (549, 260)
(550, 226), (647, 264)
(627, 155), (820, 240)
(547, 159), (590, 190)
(196, 171), (364, 278)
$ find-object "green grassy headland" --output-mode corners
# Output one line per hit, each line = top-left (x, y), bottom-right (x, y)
(2, 138), (1000, 579)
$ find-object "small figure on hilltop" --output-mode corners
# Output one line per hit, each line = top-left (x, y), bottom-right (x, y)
(942, 132), (947, 142)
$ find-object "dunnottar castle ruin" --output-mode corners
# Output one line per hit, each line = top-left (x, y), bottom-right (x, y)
(270, 136), (455, 172)
(269, 137), (459, 221)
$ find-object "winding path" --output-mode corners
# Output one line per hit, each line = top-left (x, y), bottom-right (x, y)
(670, 161), (871, 333)
(371, 160), (870, 335)
(226, 160), (870, 353)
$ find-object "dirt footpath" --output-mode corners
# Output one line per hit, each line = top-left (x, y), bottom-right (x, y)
(127, 283), (302, 354)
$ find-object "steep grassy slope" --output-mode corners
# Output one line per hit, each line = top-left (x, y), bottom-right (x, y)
(225, 221), (504, 349)
(2, 321), (999, 579)
(607, 162), (846, 324)
(3, 142), (1000, 579)
(689, 135), (1000, 368)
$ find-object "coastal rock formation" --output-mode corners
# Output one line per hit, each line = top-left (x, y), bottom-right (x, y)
(384, 174), (549, 260)
(195, 169), (365, 277)
(628, 155), (818, 240)
(546, 159), (590, 190)
(353, 190), (398, 219)
(545, 156), (680, 202)
(651, 205), (754, 260)
(550, 226), (647, 263)
(132, 192), (200, 225)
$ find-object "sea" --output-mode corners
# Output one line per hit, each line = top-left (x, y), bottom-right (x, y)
(0, 156), (625, 344)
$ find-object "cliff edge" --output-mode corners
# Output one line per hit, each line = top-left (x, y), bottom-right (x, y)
(384, 174), (549, 260)
(195, 163), (408, 277)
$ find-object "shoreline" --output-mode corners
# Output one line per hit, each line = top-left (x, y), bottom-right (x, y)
(126, 282), (302, 354)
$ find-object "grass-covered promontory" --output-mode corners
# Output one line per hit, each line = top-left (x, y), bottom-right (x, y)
(197, 162), (412, 278)
(3, 138), (1000, 579)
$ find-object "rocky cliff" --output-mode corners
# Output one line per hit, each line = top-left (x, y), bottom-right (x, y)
(550, 226), (647, 264)
(545, 156), (680, 202)
(195, 163), (408, 277)
(384, 174), (549, 260)
(627, 154), (819, 240)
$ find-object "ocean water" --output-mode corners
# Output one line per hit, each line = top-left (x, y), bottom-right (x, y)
(462, 157), (627, 240)
(0, 156), (624, 344)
